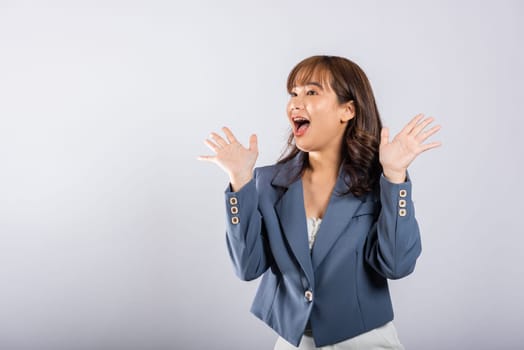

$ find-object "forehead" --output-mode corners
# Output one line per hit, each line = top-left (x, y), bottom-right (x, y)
(287, 65), (333, 91)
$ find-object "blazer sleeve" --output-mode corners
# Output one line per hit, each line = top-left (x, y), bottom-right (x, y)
(224, 169), (272, 281)
(364, 173), (422, 280)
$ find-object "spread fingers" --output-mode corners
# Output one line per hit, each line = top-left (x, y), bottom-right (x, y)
(209, 132), (229, 147)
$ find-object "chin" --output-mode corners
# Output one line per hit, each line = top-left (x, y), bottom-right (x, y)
(295, 141), (314, 153)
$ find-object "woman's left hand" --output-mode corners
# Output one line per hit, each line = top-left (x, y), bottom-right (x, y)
(379, 113), (442, 183)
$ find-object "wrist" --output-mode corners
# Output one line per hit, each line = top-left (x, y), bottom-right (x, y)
(229, 172), (253, 192)
(382, 168), (407, 184)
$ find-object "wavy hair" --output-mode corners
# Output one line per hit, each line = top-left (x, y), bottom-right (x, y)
(278, 55), (383, 197)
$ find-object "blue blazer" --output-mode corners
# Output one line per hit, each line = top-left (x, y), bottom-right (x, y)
(224, 153), (421, 347)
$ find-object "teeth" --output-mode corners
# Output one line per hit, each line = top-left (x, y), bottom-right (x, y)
(293, 117), (309, 122)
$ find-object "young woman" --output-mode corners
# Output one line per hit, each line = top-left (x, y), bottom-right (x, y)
(198, 55), (441, 349)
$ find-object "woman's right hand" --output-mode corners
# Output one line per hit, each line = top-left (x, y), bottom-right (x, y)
(197, 126), (259, 191)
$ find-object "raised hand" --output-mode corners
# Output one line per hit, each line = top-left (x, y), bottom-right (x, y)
(379, 114), (442, 183)
(198, 126), (259, 191)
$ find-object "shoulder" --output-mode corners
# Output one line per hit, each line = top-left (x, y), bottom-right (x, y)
(253, 163), (281, 185)
(254, 152), (304, 189)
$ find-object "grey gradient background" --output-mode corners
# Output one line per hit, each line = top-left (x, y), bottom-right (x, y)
(0, 1), (523, 349)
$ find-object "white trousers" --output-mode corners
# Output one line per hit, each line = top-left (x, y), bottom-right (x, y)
(273, 322), (405, 350)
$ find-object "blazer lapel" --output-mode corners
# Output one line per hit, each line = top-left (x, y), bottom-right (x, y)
(271, 152), (365, 281)
(272, 153), (315, 285)
(310, 172), (363, 271)
(274, 179), (315, 284)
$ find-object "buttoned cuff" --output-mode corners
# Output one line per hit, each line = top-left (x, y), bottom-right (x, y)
(380, 172), (413, 219)
(224, 177), (257, 227)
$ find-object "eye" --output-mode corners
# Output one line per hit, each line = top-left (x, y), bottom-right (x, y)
(289, 91), (297, 97)
(306, 90), (318, 95)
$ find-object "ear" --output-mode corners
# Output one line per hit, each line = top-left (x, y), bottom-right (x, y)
(340, 100), (356, 123)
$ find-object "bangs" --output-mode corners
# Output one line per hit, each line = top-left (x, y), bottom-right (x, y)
(286, 56), (333, 93)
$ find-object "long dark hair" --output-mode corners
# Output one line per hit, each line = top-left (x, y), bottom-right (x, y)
(278, 55), (383, 197)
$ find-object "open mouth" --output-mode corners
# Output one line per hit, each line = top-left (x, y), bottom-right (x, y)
(292, 117), (310, 136)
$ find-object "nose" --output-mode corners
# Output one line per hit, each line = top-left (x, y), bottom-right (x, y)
(289, 95), (304, 111)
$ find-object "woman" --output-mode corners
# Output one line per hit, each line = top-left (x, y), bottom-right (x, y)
(198, 55), (441, 349)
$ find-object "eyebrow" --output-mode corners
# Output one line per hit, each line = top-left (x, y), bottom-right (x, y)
(291, 81), (324, 91)
(304, 81), (324, 89)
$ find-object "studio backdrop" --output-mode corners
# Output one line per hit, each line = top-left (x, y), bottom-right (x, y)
(0, 1), (522, 349)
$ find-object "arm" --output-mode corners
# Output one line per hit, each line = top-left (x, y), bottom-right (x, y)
(224, 171), (272, 281)
(197, 126), (268, 281)
(365, 113), (441, 279)
(364, 173), (421, 279)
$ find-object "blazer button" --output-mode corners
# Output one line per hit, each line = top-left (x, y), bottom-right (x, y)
(231, 216), (240, 225)
(398, 199), (407, 208)
(399, 208), (407, 217)
(229, 197), (238, 205)
(231, 206), (239, 214)
(304, 290), (313, 302)
(399, 189), (407, 198)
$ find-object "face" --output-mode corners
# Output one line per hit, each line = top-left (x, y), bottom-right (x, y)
(287, 76), (354, 154)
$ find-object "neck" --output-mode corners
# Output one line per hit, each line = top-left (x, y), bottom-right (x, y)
(305, 149), (341, 179)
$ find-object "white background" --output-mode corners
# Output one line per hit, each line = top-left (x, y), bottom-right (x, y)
(0, 1), (523, 349)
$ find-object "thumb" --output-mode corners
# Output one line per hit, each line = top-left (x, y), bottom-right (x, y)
(249, 134), (258, 153)
(380, 127), (389, 147)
